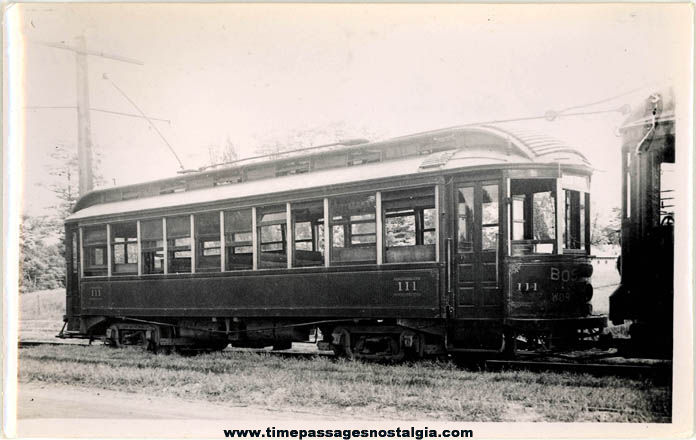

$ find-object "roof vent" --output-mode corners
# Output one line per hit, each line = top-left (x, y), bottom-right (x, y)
(419, 149), (457, 169)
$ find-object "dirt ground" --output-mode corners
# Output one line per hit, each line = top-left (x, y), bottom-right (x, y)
(19, 382), (345, 420)
(17, 382), (351, 438)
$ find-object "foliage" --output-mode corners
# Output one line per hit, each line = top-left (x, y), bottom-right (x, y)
(43, 144), (79, 220)
(532, 193), (555, 240)
(591, 207), (621, 246)
(21, 144), (104, 293)
(207, 136), (238, 166)
(41, 144), (106, 218)
(254, 122), (383, 157)
(19, 216), (65, 293)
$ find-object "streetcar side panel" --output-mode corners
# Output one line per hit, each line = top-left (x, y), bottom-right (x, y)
(79, 266), (441, 319)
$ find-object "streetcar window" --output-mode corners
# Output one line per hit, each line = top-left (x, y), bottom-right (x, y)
(534, 191), (556, 249)
(564, 189), (586, 251)
(457, 187), (474, 253)
(257, 205), (287, 268)
(512, 196), (525, 240)
(166, 215), (192, 273)
(510, 179), (556, 255)
(481, 184), (499, 251)
(330, 193), (376, 264)
(292, 200), (324, 267)
(382, 187), (436, 263)
(423, 209), (437, 245)
(660, 162), (675, 224)
(195, 212), (221, 273)
(111, 222), (138, 275)
(82, 225), (107, 277)
(224, 209), (253, 271)
(625, 152), (631, 219)
(579, 193), (586, 248)
(141, 219), (164, 274)
(71, 231), (78, 274)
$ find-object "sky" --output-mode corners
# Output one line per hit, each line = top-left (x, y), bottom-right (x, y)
(11, 3), (692, 222)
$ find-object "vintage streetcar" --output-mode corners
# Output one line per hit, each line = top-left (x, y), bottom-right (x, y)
(610, 90), (675, 358)
(61, 124), (606, 359)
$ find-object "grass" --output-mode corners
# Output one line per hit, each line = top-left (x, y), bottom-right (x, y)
(19, 288), (66, 342)
(20, 288), (65, 321)
(19, 345), (671, 422)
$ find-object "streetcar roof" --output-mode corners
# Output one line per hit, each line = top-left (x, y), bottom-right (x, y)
(67, 124), (591, 222)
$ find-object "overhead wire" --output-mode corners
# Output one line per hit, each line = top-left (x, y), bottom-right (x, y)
(24, 105), (171, 123)
(554, 84), (658, 114)
(461, 106), (628, 127)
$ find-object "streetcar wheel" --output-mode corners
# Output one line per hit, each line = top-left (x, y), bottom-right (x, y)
(330, 327), (352, 359)
(106, 324), (121, 348)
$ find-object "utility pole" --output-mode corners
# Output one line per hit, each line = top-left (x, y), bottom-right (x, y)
(36, 35), (144, 196)
(75, 35), (94, 196)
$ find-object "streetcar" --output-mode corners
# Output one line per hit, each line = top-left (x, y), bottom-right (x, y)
(61, 123), (605, 359)
(610, 89), (675, 357)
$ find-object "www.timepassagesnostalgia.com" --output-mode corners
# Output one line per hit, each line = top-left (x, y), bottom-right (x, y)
(224, 427), (474, 440)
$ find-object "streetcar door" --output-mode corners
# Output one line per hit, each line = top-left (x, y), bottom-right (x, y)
(65, 226), (81, 328)
(454, 182), (502, 318)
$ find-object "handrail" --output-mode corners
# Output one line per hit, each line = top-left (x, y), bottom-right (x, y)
(446, 238), (453, 294)
(495, 233), (499, 287)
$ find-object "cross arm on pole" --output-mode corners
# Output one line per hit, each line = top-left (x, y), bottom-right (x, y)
(31, 40), (144, 65)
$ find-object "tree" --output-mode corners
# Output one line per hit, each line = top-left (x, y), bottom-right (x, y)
(591, 206), (621, 246)
(20, 143), (105, 293)
(207, 136), (239, 166)
(253, 122), (383, 157)
(19, 215), (65, 292)
(43, 144), (79, 222)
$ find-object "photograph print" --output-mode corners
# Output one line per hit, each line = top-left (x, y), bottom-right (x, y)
(4, 3), (693, 438)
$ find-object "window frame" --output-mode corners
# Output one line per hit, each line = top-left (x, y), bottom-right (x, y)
(329, 192), (378, 265)
(256, 205), (289, 269)
(166, 215), (193, 274)
(508, 178), (558, 255)
(563, 188), (589, 254)
(194, 211), (222, 273)
(381, 186), (437, 263)
(224, 208), (254, 271)
(456, 185), (475, 254)
(140, 218), (165, 275)
(81, 225), (108, 277)
(480, 183), (500, 252)
(291, 199), (325, 268)
(110, 221), (139, 276)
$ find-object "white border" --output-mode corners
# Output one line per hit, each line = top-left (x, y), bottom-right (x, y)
(3, 5), (24, 438)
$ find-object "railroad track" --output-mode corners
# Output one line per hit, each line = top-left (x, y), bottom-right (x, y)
(19, 339), (671, 381)
(18, 340), (91, 348)
(483, 359), (672, 383)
